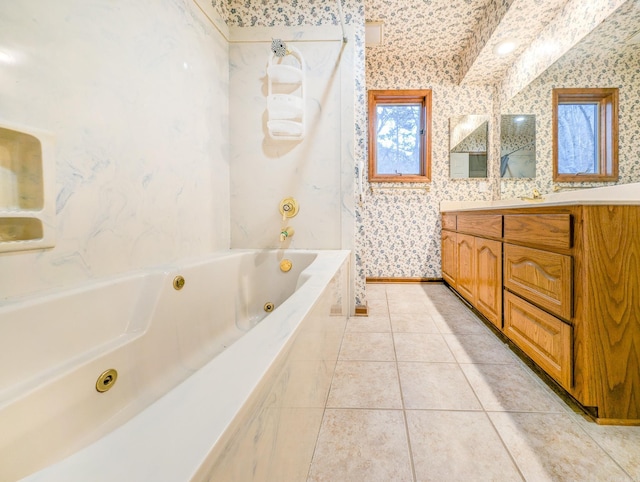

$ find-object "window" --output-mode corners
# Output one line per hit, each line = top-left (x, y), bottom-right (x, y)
(552, 88), (618, 182)
(368, 89), (432, 182)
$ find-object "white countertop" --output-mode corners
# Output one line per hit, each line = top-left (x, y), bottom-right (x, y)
(440, 182), (640, 212)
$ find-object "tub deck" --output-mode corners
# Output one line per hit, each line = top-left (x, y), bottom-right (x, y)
(2, 249), (349, 481)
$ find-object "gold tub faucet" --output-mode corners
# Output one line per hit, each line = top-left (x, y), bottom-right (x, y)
(280, 226), (295, 242)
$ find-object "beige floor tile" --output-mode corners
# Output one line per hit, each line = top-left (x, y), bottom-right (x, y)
(327, 361), (402, 409)
(388, 299), (435, 315)
(367, 298), (389, 316)
(365, 284), (388, 300)
(443, 333), (517, 364)
(390, 313), (440, 333)
(406, 410), (523, 481)
(339, 332), (395, 361)
(575, 418), (640, 479)
(489, 412), (631, 481)
(398, 362), (482, 410)
(461, 363), (566, 413)
(393, 333), (456, 362)
(430, 309), (488, 334)
(308, 409), (413, 482)
(346, 315), (391, 333)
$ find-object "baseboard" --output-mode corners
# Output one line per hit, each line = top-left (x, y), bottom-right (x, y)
(354, 304), (368, 316)
(366, 277), (444, 284)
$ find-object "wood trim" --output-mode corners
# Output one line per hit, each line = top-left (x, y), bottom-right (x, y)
(366, 277), (443, 283)
(367, 89), (432, 183)
(552, 88), (619, 182)
(354, 305), (368, 316)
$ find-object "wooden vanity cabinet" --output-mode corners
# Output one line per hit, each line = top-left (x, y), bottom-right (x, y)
(441, 214), (502, 329)
(441, 204), (640, 425)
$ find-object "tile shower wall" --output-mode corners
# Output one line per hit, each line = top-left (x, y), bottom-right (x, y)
(365, 52), (495, 278)
(226, 0), (366, 307)
(0, 0), (230, 299)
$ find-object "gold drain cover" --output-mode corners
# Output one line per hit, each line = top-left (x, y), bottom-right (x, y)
(96, 368), (118, 393)
(280, 259), (292, 272)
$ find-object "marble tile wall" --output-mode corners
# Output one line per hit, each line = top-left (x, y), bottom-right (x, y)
(225, 0), (366, 307)
(0, 0), (230, 299)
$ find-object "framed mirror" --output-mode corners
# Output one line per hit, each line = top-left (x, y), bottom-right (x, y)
(449, 115), (488, 178)
(500, 114), (535, 178)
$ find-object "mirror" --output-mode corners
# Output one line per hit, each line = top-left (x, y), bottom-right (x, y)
(449, 115), (488, 178)
(500, 0), (639, 196)
(500, 115), (535, 178)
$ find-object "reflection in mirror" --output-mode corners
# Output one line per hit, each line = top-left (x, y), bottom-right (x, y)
(500, 115), (535, 178)
(449, 115), (488, 178)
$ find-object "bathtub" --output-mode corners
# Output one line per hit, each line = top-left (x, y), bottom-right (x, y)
(0, 249), (350, 481)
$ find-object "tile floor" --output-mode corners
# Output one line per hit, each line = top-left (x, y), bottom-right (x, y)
(306, 283), (640, 482)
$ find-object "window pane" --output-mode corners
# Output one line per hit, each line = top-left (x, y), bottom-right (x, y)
(375, 104), (421, 175)
(557, 103), (599, 174)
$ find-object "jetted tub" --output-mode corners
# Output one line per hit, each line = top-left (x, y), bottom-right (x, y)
(0, 249), (350, 481)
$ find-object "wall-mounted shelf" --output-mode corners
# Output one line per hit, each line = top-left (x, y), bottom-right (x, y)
(0, 121), (55, 253)
(266, 46), (305, 141)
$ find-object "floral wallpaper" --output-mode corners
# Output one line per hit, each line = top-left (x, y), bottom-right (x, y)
(500, 0), (640, 198)
(500, 0), (627, 102)
(460, 0), (567, 84)
(365, 51), (495, 278)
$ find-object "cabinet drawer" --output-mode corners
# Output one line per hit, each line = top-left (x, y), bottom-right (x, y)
(457, 214), (502, 238)
(504, 214), (572, 249)
(504, 244), (572, 320)
(504, 291), (572, 389)
(442, 213), (456, 231)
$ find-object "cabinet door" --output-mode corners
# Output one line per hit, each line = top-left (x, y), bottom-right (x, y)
(475, 238), (502, 329)
(456, 233), (475, 304)
(441, 230), (457, 287)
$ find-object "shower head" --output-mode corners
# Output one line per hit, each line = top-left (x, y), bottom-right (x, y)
(271, 39), (288, 57)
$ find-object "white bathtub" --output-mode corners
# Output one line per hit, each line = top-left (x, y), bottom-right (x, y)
(0, 249), (350, 481)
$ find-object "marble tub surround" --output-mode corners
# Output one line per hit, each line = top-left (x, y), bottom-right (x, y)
(0, 0), (230, 299)
(306, 283), (640, 481)
(440, 181), (640, 212)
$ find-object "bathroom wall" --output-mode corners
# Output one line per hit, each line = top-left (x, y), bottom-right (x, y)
(225, 0), (366, 307)
(364, 51), (496, 278)
(228, 29), (347, 250)
(500, 2), (640, 198)
(0, 0), (230, 300)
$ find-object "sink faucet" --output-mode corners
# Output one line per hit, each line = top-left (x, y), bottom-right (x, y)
(280, 226), (294, 242)
(520, 188), (544, 202)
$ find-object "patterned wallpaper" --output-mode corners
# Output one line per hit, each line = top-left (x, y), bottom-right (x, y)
(500, 0), (627, 102)
(365, 52), (495, 278)
(501, 0), (640, 198)
(460, 0), (567, 84)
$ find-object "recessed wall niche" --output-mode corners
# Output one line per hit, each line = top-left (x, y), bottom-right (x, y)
(0, 121), (55, 252)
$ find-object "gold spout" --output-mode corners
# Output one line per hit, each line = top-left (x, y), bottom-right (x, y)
(280, 226), (294, 242)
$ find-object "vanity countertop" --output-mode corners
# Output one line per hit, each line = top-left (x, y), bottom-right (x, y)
(440, 182), (640, 212)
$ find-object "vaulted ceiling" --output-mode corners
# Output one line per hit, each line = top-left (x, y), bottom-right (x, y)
(364, 0), (572, 84)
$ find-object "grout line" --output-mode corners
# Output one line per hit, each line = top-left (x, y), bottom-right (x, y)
(387, 289), (418, 482)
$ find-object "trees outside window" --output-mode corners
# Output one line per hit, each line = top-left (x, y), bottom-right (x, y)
(553, 88), (618, 182)
(368, 90), (432, 182)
